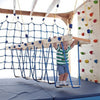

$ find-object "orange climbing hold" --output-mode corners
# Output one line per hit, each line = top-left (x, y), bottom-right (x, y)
(93, 39), (98, 43)
(82, 11), (85, 13)
(89, 12), (93, 17)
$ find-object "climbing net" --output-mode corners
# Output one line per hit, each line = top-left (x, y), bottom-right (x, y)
(0, 12), (81, 88)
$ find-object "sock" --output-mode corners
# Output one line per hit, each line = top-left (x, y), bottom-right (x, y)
(59, 81), (63, 85)
(62, 81), (66, 85)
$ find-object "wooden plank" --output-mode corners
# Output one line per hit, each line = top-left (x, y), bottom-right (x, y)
(6, 34), (90, 50)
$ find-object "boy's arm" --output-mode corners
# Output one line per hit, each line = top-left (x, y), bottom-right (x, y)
(70, 39), (78, 49)
(53, 36), (58, 50)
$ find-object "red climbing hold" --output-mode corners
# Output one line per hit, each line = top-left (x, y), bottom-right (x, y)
(82, 69), (85, 72)
(79, 59), (82, 63)
(89, 51), (93, 54)
(93, 19), (97, 23)
(94, 80), (98, 83)
(77, 12), (80, 15)
(82, 11), (85, 13)
(81, 33), (85, 36)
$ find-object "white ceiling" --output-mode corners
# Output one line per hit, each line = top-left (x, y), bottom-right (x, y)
(0, 0), (86, 13)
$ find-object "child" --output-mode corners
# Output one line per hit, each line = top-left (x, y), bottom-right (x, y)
(53, 37), (78, 86)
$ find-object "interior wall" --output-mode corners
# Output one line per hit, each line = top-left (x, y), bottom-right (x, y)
(77, 0), (100, 83)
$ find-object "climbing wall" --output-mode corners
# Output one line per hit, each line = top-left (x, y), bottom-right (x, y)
(77, 0), (100, 83)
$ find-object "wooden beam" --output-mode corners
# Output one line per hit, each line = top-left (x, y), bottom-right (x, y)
(0, 8), (73, 25)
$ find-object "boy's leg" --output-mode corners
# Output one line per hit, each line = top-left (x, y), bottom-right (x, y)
(63, 73), (68, 81)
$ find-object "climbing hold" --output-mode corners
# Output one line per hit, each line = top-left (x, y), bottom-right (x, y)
(31, 42), (34, 45)
(24, 43), (27, 46)
(93, 39), (98, 43)
(90, 69), (93, 73)
(18, 45), (21, 47)
(94, 80), (98, 83)
(79, 59), (82, 63)
(85, 24), (88, 26)
(39, 41), (42, 44)
(85, 78), (88, 81)
(17, 16), (19, 19)
(77, 12), (80, 15)
(87, 29), (90, 33)
(48, 38), (51, 42)
(69, 24), (73, 28)
(94, 0), (98, 4)
(82, 11), (85, 13)
(81, 52), (85, 55)
(85, 60), (89, 63)
(90, 12), (93, 17)
(6, 15), (8, 18)
(90, 30), (93, 33)
(58, 37), (61, 41)
(89, 51), (93, 54)
(94, 59), (98, 63)
(13, 46), (16, 48)
(81, 33), (85, 36)
(81, 18), (84, 21)
(25, 34), (28, 38)
(88, 7), (91, 10)
(78, 27), (81, 30)
(93, 19), (97, 23)
(82, 69), (85, 72)
(5, 40), (8, 43)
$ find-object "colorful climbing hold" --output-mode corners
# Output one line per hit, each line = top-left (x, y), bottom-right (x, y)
(82, 11), (85, 13)
(78, 27), (81, 30)
(90, 30), (93, 33)
(89, 51), (93, 54)
(85, 78), (88, 81)
(89, 12), (93, 17)
(87, 29), (90, 33)
(81, 52), (85, 55)
(93, 39), (98, 43)
(93, 19), (97, 23)
(85, 60), (89, 63)
(58, 37), (61, 41)
(81, 33), (85, 36)
(82, 69), (85, 72)
(94, 0), (98, 4)
(94, 59), (98, 63)
(48, 38), (51, 42)
(88, 7), (91, 10)
(25, 34), (28, 38)
(90, 69), (93, 73)
(77, 12), (80, 15)
(69, 24), (73, 28)
(39, 41), (42, 44)
(85, 24), (88, 26)
(81, 18), (84, 21)
(79, 59), (82, 63)
(94, 80), (98, 83)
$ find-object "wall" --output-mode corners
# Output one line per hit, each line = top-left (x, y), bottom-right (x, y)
(78, 0), (100, 83)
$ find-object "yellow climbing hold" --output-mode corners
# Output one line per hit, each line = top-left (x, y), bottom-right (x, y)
(88, 7), (91, 10)
(85, 60), (89, 63)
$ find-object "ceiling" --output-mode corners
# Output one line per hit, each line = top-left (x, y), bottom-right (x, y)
(0, 0), (86, 13)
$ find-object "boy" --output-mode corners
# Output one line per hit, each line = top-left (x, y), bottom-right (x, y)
(53, 36), (78, 86)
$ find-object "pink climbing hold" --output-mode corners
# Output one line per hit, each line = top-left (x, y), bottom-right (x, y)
(77, 12), (80, 15)
(82, 69), (85, 72)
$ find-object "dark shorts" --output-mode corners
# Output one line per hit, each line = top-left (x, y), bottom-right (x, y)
(57, 64), (69, 75)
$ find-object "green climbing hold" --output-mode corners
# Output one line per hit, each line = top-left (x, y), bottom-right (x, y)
(90, 69), (93, 73)
(78, 27), (81, 30)
(94, 0), (98, 4)
(90, 30), (93, 33)
(81, 52), (85, 55)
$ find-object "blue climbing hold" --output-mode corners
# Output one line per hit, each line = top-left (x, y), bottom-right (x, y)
(5, 40), (8, 43)
(85, 78), (88, 81)
(6, 15), (8, 18)
(17, 16), (19, 19)
(25, 34), (28, 38)
(82, 18), (84, 21)
(18, 45), (21, 47)
(69, 24), (73, 28)
(24, 43), (27, 46)
(48, 38), (51, 42)
(58, 37), (61, 41)
(42, 18), (45, 21)
(13, 46), (16, 48)
(94, 59), (98, 63)
(31, 42), (34, 45)
(39, 41), (42, 44)
(87, 29), (90, 33)
(9, 47), (11, 49)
